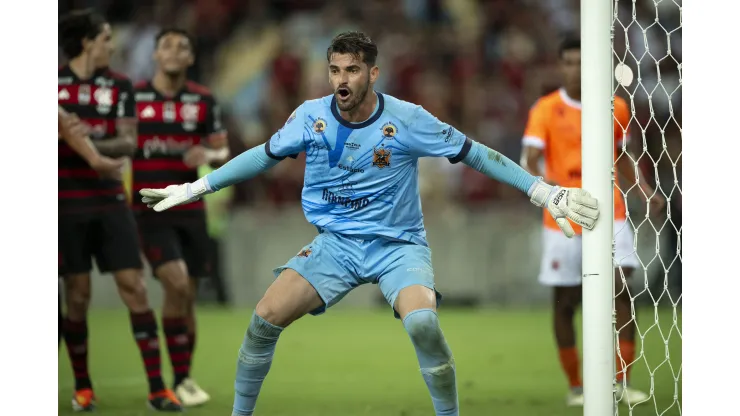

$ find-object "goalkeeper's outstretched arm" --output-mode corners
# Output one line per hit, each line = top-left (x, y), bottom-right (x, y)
(139, 143), (281, 212)
(203, 143), (280, 192)
(461, 140), (599, 237)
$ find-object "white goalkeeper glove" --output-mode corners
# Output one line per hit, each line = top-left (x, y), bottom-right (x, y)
(529, 179), (600, 238)
(139, 178), (211, 212)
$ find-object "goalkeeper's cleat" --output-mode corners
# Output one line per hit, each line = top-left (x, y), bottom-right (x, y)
(71, 388), (96, 412)
(148, 389), (184, 412)
(175, 377), (211, 407)
(616, 383), (649, 405)
(529, 179), (599, 238)
(566, 387), (584, 407)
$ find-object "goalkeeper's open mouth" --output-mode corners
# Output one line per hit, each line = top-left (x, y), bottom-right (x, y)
(336, 86), (352, 102)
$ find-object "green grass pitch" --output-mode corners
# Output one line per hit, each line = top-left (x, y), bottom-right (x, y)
(58, 307), (681, 415)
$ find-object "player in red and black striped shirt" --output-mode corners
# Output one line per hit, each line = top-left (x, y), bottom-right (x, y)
(58, 106), (125, 349)
(58, 10), (182, 412)
(132, 28), (229, 407)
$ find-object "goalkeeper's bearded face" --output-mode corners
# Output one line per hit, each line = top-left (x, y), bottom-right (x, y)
(328, 52), (378, 112)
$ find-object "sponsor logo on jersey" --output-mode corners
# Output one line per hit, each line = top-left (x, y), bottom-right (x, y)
(135, 92), (156, 101)
(181, 93), (201, 103)
(381, 121), (398, 139)
(140, 105), (155, 119)
(322, 189), (370, 210)
(142, 136), (195, 158)
(313, 118), (327, 134)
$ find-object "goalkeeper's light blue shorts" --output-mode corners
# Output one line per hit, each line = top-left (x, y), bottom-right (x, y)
(274, 230), (440, 319)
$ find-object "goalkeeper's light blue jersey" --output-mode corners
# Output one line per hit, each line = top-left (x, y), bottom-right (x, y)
(266, 92), (471, 247)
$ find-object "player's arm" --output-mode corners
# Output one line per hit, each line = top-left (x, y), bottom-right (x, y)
(519, 102), (548, 178)
(521, 145), (544, 178)
(612, 98), (665, 214)
(409, 106), (598, 237)
(183, 98), (230, 168)
(205, 99), (230, 167)
(140, 105), (307, 211)
(614, 135), (666, 214)
(93, 81), (137, 157)
(58, 106), (124, 179)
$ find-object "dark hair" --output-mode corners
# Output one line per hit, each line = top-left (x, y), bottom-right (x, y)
(559, 36), (581, 58)
(326, 31), (378, 67)
(155, 28), (195, 52)
(58, 9), (107, 59)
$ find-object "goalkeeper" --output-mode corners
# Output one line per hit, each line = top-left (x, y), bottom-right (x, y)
(141, 31), (600, 416)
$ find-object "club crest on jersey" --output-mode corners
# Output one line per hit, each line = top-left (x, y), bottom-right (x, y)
(372, 146), (392, 169)
(181, 103), (200, 131)
(94, 87), (113, 114)
(313, 118), (327, 134)
(297, 248), (312, 258)
(381, 122), (398, 139)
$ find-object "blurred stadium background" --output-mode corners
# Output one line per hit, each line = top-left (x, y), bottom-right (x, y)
(58, 0), (682, 414)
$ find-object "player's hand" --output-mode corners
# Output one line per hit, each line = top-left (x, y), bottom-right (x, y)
(89, 155), (126, 180)
(183, 146), (208, 168)
(139, 178), (211, 212)
(529, 179), (599, 238)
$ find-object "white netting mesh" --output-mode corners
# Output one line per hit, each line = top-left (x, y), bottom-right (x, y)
(612, 0), (682, 415)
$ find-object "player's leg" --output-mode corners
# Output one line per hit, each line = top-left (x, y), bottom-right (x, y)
(613, 222), (648, 403)
(553, 285), (583, 400)
(141, 225), (198, 401)
(170, 221), (213, 406)
(232, 269), (323, 416)
(538, 227), (584, 405)
(375, 241), (457, 416)
(233, 233), (356, 416)
(97, 209), (182, 411)
(59, 215), (97, 411)
(186, 278), (197, 357)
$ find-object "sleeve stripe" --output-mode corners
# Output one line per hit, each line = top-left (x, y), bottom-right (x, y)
(448, 136), (473, 164)
(264, 139), (286, 161)
(522, 136), (545, 149)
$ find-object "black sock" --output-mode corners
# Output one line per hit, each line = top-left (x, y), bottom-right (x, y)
(130, 310), (166, 394)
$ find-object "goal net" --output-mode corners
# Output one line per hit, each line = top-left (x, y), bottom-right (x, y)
(612, 0), (682, 414)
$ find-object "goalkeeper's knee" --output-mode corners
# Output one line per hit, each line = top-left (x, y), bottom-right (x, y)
(403, 309), (453, 365)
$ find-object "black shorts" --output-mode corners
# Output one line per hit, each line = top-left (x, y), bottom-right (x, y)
(59, 207), (143, 275)
(139, 219), (211, 278)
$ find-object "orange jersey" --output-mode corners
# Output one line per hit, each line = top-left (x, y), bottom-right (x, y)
(522, 88), (629, 234)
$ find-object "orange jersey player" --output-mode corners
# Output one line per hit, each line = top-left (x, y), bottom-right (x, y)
(520, 37), (665, 407)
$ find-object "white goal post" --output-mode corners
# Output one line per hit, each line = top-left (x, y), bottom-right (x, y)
(581, 0), (616, 414)
(582, 1), (682, 415)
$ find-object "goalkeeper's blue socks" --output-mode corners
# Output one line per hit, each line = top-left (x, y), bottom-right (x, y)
(232, 312), (283, 416)
(403, 309), (459, 416)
